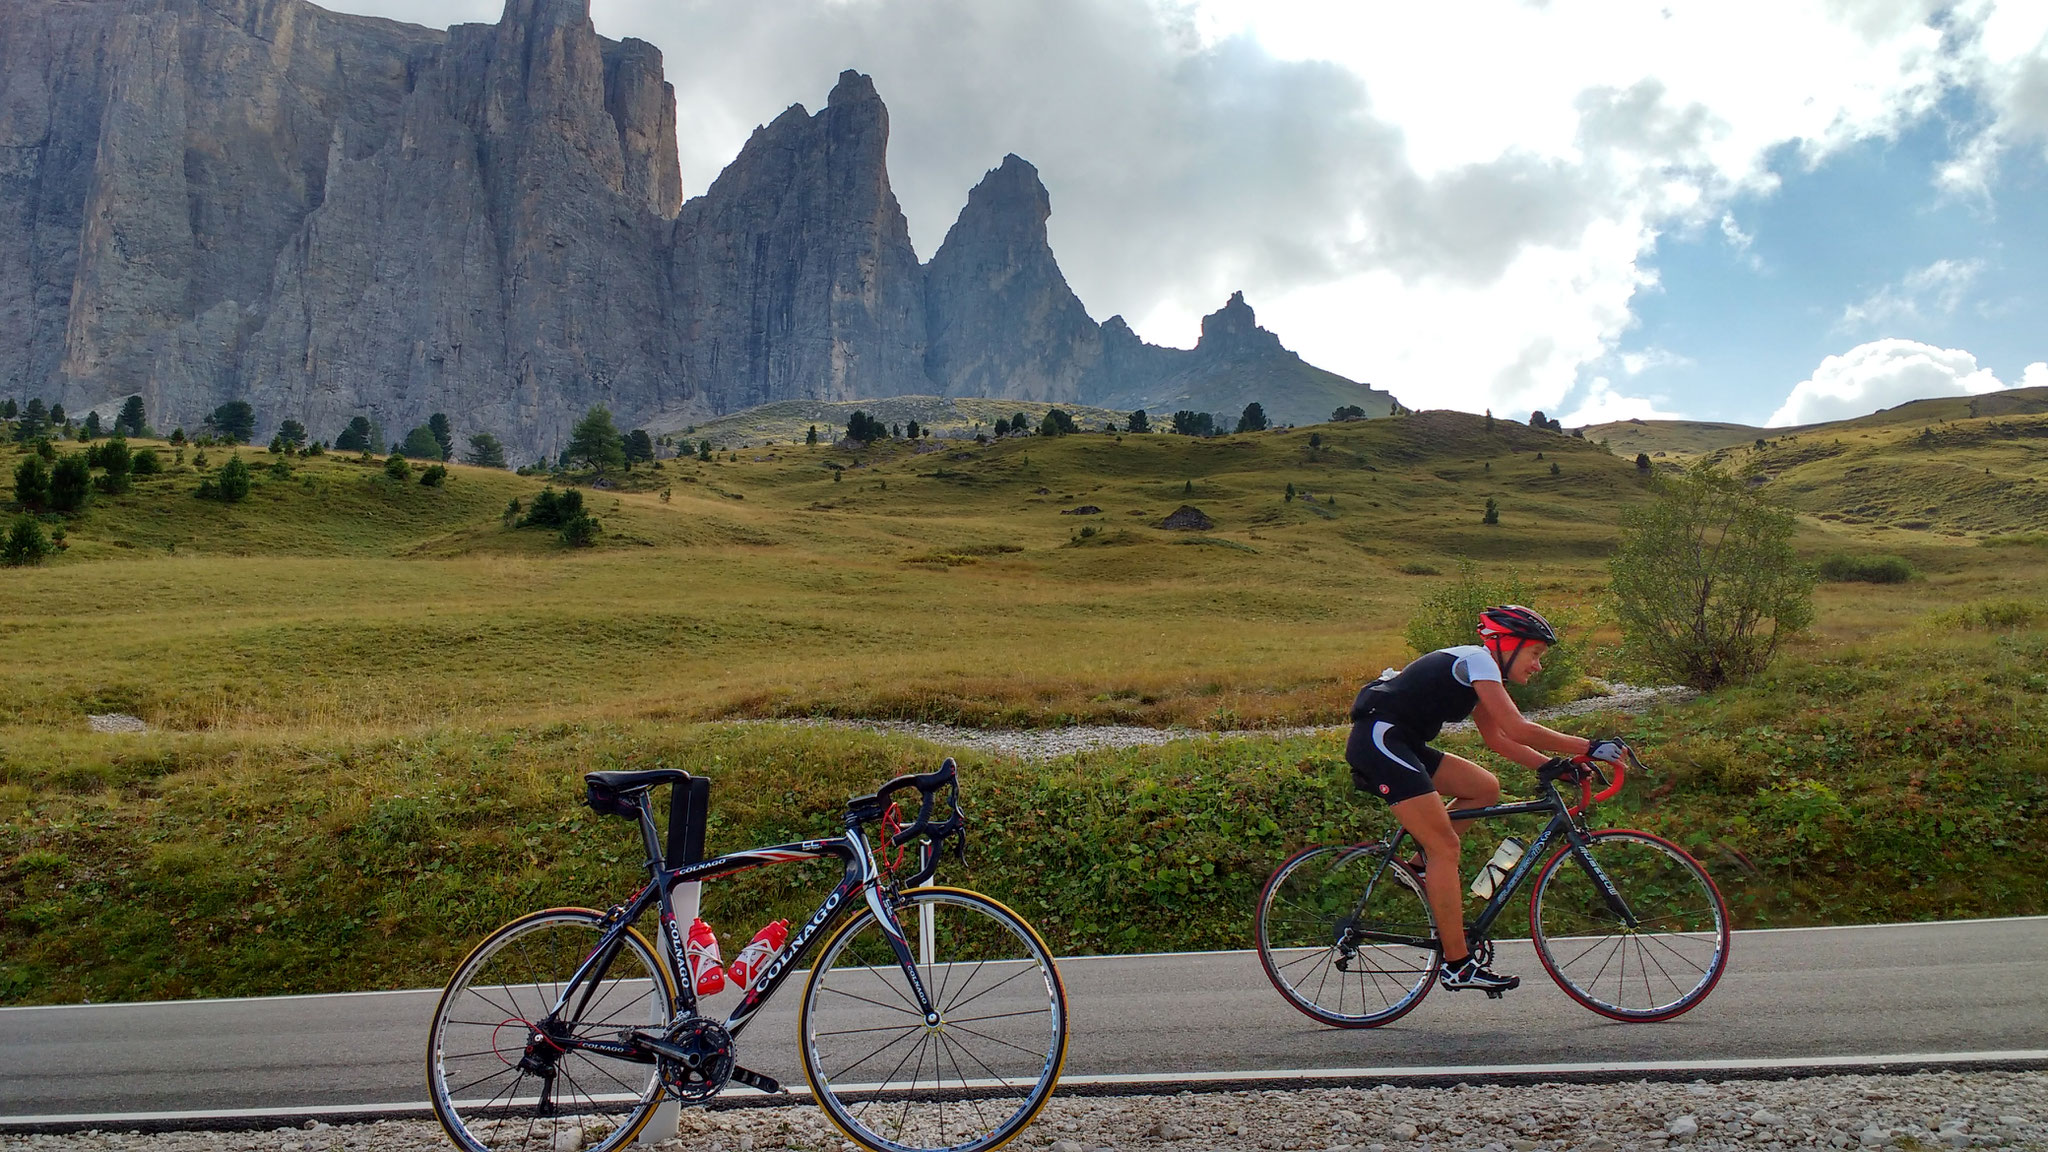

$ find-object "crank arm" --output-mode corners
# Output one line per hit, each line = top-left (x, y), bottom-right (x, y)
(731, 1066), (783, 1094)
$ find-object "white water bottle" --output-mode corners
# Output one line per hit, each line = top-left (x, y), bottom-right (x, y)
(1469, 837), (1525, 899)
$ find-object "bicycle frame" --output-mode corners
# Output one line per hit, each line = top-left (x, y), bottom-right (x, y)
(1350, 778), (1640, 952)
(540, 792), (933, 1068)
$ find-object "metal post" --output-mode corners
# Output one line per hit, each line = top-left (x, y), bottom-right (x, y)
(635, 880), (698, 1147)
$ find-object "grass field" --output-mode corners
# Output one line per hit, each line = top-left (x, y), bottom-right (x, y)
(2, 404), (2045, 1004)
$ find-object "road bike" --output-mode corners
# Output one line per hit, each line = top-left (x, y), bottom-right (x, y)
(1255, 743), (1729, 1027)
(426, 757), (1068, 1152)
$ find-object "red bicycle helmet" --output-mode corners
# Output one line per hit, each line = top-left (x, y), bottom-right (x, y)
(1476, 604), (1557, 645)
(1477, 605), (1556, 678)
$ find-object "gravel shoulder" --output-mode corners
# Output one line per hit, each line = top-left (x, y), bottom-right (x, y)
(4, 1071), (2039, 1151)
(775, 683), (1696, 761)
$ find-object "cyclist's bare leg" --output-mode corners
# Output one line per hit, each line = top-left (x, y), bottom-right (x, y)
(1388, 792), (1470, 962)
(1429, 753), (1500, 838)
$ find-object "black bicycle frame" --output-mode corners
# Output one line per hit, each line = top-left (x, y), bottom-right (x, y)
(541, 793), (934, 1063)
(1360, 780), (1639, 949)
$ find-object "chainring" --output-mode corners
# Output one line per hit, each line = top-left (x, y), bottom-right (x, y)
(656, 1016), (735, 1103)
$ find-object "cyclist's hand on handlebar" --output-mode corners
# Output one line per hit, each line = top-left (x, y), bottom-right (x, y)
(1586, 737), (1630, 765)
(1537, 756), (1588, 784)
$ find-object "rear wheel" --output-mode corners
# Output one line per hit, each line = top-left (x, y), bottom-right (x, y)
(798, 887), (1067, 1152)
(1256, 843), (1438, 1028)
(427, 908), (672, 1152)
(1529, 830), (1730, 1021)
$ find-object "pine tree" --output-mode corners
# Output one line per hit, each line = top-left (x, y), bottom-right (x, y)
(116, 395), (147, 437)
(1129, 409), (1150, 433)
(567, 406), (627, 473)
(427, 413), (454, 461)
(464, 432), (508, 469)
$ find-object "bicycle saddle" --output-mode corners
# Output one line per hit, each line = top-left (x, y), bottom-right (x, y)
(584, 769), (691, 792)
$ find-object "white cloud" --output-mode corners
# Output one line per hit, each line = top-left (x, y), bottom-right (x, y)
(1837, 258), (1987, 332)
(1934, 0), (2048, 197)
(2024, 361), (2048, 389)
(1768, 339), (2014, 426)
(1619, 347), (1697, 376)
(1558, 377), (1687, 425)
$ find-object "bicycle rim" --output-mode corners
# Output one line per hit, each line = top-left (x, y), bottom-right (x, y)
(427, 908), (673, 1152)
(1529, 830), (1730, 1022)
(798, 887), (1067, 1152)
(1256, 844), (1437, 1028)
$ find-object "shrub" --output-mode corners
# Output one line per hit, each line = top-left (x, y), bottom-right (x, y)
(1482, 496), (1499, 525)
(419, 464), (448, 487)
(400, 425), (442, 460)
(268, 458), (293, 480)
(13, 455), (50, 509)
(130, 448), (163, 477)
(1403, 558), (1584, 708)
(1039, 409), (1077, 437)
(1610, 467), (1814, 689)
(520, 486), (585, 528)
(559, 512), (601, 547)
(2, 515), (54, 566)
(48, 453), (91, 513)
(1331, 405), (1366, 421)
(89, 438), (132, 494)
(213, 455), (252, 502)
(1817, 554), (1915, 583)
(383, 454), (412, 481)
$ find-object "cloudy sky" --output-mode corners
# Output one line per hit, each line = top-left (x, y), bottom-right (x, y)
(328, 0), (2047, 428)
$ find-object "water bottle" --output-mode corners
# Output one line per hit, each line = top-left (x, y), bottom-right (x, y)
(726, 919), (791, 992)
(686, 917), (726, 994)
(1469, 837), (1526, 900)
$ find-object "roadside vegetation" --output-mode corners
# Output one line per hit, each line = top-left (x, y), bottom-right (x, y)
(2, 399), (2045, 1003)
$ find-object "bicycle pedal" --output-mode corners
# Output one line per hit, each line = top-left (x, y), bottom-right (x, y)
(731, 1065), (783, 1094)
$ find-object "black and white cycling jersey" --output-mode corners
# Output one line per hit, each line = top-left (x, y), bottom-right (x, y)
(1349, 644), (1503, 743)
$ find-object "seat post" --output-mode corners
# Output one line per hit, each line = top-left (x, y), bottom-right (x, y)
(635, 796), (665, 873)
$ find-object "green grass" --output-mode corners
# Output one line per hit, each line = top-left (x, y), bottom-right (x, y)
(4, 408), (2047, 1004)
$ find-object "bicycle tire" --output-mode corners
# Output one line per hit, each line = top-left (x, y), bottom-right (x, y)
(798, 886), (1067, 1152)
(1529, 830), (1730, 1022)
(427, 907), (674, 1152)
(1256, 843), (1438, 1028)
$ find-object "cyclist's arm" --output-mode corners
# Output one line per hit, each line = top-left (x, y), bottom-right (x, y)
(1471, 680), (1591, 769)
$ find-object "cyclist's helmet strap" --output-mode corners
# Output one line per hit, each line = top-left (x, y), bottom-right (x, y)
(1476, 604), (1557, 678)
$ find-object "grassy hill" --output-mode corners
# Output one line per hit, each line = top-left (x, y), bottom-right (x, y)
(1585, 385), (2048, 461)
(649, 395), (1135, 448)
(3, 408), (2045, 1003)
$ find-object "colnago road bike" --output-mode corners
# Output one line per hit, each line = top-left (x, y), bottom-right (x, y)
(1256, 743), (1730, 1027)
(426, 758), (1068, 1152)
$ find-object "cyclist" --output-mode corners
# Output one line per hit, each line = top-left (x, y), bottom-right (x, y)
(1346, 605), (1626, 994)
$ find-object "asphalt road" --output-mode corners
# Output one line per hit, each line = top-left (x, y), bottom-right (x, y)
(3, 917), (2044, 1122)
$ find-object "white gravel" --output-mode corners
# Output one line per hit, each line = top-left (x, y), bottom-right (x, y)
(777, 682), (1695, 761)
(85, 713), (148, 733)
(4, 1071), (2039, 1151)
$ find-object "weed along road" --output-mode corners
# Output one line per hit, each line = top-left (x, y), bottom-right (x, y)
(1, 919), (2043, 1125)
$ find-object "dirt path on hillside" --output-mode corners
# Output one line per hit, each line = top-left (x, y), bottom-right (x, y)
(771, 682), (1695, 761)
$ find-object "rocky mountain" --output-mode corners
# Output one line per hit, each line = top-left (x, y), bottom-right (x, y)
(1, 0), (1387, 459)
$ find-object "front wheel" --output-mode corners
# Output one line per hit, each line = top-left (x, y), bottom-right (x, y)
(427, 908), (674, 1152)
(799, 887), (1067, 1152)
(1529, 830), (1730, 1022)
(1256, 844), (1438, 1028)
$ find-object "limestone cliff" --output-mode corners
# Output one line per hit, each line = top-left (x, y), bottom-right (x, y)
(1, 0), (1383, 456)
(922, 154), (1101, 403)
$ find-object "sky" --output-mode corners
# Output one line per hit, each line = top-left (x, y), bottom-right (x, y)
(324, 0), (2048, 429)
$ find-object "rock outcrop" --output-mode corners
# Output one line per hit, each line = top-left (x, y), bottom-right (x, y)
(1, 0), (1386, 457)
(922, 154), (1102, 403)
(667, 71), (929, 415)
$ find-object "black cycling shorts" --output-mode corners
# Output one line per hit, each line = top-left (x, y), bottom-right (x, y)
(1345, 718), (1446, 804)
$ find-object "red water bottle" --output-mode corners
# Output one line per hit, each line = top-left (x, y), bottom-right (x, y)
(686, 917), (726, 994)
(726, 919), (790, 992)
